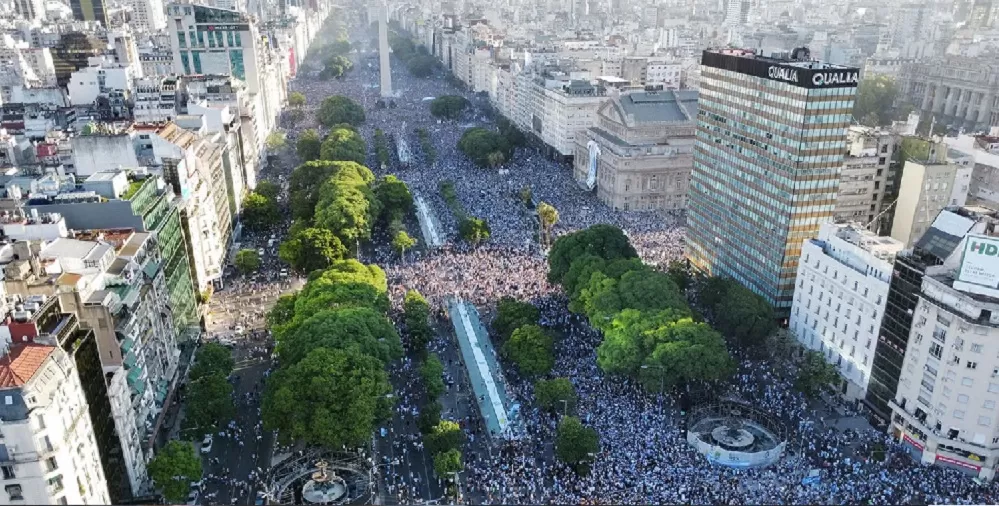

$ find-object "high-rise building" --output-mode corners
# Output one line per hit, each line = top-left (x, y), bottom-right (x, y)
(877, 207), (999, 480)
(167, 4), (261, 92)
(686, 48), (860, 315)
(131, 0), (167, 31)
(70, 0), (109, 25)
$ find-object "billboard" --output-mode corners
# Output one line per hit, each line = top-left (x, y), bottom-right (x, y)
(701, 50), (861, 89)
(956, 235), (999, 295)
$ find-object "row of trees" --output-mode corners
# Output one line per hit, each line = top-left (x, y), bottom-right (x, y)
(492, 297), (553, 377)
(263, 260), (399, 448)
(387, 31), (437, 78)
(242, 180), (281, 231)
(548, 225), (738, 392)
(439, 181), (491, 244)
(415, 127), (436, 164)
(374, 128), (390, 168)
(149, 342), (236, 501)
(457, 127), (513, 168)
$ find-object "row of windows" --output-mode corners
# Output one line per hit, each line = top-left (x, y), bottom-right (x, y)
(177, 29), (242, 49)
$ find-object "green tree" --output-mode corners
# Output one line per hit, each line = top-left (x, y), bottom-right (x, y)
(148, 441), (202, 503)
(562, 255), (645, 302)
(265, 131), (287, 151)
(595, 308), (690, 376)
(433, 449), (463, 478)
(408, 54), (437, 78)
(263, 347), (392, 448)
(502, 324), (554, 376)
(289, 160), (342, 219)
(317, 95), (366, 127)
(637, 318), (734, 392)
(694, 276), (735, 316)
(297, 129), (322, 162)
(492, 297), (539, 340)
(574, 269), (687, 329)
(275, 307), (403, 366)
(714, 283), (776, 347)
(375, 175), (414, 221)
(795, 350), (840, 398)
(459, 217), (491, 245)
(185, 373), (235, 430)
(404, 290), (433, 354)
(267, 294), (297, 330)
(486, 150), (506, 168)
(537, 201), (559, 247)
(320, 126), (367, 165)
(288, 91), (307, 108)
(314, 174), (380, 245)
(427, 419), (464, 455)
(498, 116), (525, 147)
(254, 180), (280, 201)
(429, 95), (470, 120)
(534, 378), (577, 414)
(392, 231), (417, 260)
(853, 76), (901, 127)
(457, 127), (512, 167)
(547, 224), (638, 285)
(665, 260), (693, 292)
(555, 416), (599, 466)
(418, 401), (443, 434)
(242, 192), (280, 230)
(320, 54), (353, 79)
(188, 342), (234, 383)
(279, 227), (348, 274)
(234, 248), (261, 274)
(421, 354), (446, 399)
(289, 260), (389, 318)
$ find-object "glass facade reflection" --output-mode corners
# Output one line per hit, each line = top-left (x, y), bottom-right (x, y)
(686, 49), (860, 315)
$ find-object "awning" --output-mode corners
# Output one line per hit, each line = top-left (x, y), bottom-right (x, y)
(124, 351), (138, 369)
(120, 337), (135, 355)
(143, 260), (161, 279)
(127, 366), (144, 387)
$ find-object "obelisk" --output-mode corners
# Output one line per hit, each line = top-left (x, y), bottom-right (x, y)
(378, 3), (393, 97)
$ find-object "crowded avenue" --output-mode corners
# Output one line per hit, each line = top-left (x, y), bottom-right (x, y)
(194, 17), (999, 506)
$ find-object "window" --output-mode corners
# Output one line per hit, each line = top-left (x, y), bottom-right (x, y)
(45, 457), (57, 473)
(962, 377), (974, 386)
(971, 343), (984, 353)
(968, 361), (978, 370)
(0, 466), (13, 480)
(47, 475), (63, 493)
(953, 410), (966, 419)
(986, 400), (996, 409)
(5, 485), (21, 501)
(979, 416), (992, 427)
(957, 394), (969, 403)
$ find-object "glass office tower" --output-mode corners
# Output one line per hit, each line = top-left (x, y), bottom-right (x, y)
(686, 48), (860, 315)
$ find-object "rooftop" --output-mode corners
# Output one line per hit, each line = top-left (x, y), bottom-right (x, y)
(705, 47), (854, 70)
(41, 238), (112, 263)
(617, 90), (698, 123)
(0, 344), (55, 388)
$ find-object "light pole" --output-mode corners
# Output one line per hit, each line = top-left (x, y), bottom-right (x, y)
(640, 364), (666, 397)
(559, 399), (569, 417)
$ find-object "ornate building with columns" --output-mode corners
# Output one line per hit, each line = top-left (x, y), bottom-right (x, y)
(899, 56), (999, 132)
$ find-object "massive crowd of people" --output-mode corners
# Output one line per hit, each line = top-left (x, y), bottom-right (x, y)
(268, 35), (999, 505)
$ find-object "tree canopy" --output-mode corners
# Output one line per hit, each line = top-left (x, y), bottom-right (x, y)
(795, 350), (840, 398)
(375, 175), (414, 222)
(289, 160), (343, 220)
(502, 324), (554, 376)
(234, 248), (261, 274)
(279, 227), (348, 274)
(242, 192), (280, 231)
(317, 95), (365, 127)
(321, 126), (367, 165)
(297, 129), (322, 162)
(433, 448), (463, 478)
(712, 282), (777, 347)
(265, 131), (287, 151)
(535, 378), (577, 414)
(537, 202), (559, 247)
(430, 95), (470, 120)
(148, 441), (202, 503)
(555, 416), (599, 466)
(853, 76), (903, 127)
(320, 54), (353, 79)
(561, 255), (645, 301)
(548, 224), (639, 285)
(421, 354), (446, 399)
(185, 372), (235, 430)
(407, 54), (437, 78)
(492, 297), (539, 340)
(263, 347), (392, 448)
(573, 269), (687, 330)
(188, 342), (234, 383)
(459, 216), (491, 244)
(288, 91), (306, 108)
(404, 289), (432, 354)
(275, 307), (402, 366)
(457, 127), (513, 168)
(314, 165), (381, 244)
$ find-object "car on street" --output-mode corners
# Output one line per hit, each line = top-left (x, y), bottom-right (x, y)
(186, 489), (199, 505)
(200, 434), (213, 454)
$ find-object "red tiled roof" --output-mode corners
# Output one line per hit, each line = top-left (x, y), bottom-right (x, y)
(0, 344), (55, 388)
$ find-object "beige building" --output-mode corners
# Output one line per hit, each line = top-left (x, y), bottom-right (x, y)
(834, 126), (900, 227)
(573, 90), (697, 211)
(891, 158), (970, 247)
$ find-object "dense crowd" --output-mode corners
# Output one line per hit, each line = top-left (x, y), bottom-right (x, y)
(274, 36), (999, 506)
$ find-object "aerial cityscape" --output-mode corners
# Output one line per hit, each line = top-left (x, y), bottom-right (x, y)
(0, 0), (997, 504)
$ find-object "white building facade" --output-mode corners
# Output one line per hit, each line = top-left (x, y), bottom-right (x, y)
(791, 223), (903, 400)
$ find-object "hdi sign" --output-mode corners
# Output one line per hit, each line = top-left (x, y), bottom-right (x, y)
(957, 234), (999, 290)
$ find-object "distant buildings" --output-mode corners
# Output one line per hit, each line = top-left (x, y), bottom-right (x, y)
(573, 89), (696, 211)
(686, 48), (860, 314)
(833, 126), (900, 228)
(898, 56), (999, 133)
(69, 0), (108, 25)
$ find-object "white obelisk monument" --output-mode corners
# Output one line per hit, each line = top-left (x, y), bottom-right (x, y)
(378, 3), (393, 97)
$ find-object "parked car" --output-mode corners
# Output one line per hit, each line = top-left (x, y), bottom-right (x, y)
(200, 435), (213, 454)
(186, 489), (199, 505)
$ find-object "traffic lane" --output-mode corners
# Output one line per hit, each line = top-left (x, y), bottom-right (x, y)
(222, 360), (270, 505)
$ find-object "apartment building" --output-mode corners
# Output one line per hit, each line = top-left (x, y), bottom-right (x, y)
(887, 207), (999, 479)
(790, 223), (903, 400)
(834, 126), (899, 228)
(891, 157), (971, 248)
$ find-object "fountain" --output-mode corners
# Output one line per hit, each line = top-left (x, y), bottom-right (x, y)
(301, 460), (348, 504)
